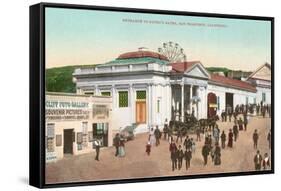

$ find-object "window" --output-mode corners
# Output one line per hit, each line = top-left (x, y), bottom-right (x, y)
(101, 91), (111, 96)
(47, 123), (55, 152)
(84, 91), (94, 96)
(119, 91), (128, 107)
(157, 99), (160, 113)
(93, 104), (109, 118)
(93, 123), (109, 147)
(136, 90), (146, 100)
(82, 122), (88, 147)
(262, 93), (266, 102)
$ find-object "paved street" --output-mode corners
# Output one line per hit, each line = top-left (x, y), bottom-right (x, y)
(46, 115), (271, 184)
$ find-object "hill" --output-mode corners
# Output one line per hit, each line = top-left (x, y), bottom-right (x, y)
(46, 66), (77, 93)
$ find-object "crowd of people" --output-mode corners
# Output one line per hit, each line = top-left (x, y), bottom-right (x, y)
(94, 103), (271, 173)
(144, 104), (271, 172)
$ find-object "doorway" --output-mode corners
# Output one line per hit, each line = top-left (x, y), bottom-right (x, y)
(225, 93), (234, 113)
(207, 92), (217, 118)
(136, 101), (146, 124)
(63, 129), (74, 155)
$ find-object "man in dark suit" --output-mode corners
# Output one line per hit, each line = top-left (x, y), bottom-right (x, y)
(94, 140), (100, 161)
(254, 150), (263, 170)
(154, 126), (161, 146)
(177, 145), (184, 170)
(202, 143), (210, 166)
(113, 133), (120, 157)
(184, 149), (192, 170)
(220, 130), (226, 149)
(170, 140), (178, 171)
(253, 129), (259, 149)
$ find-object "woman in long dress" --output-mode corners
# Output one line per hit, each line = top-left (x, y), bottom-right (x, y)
(227, 129), (234, 148)
(118, 138), (125, 157)
(149, 127), (156, 146)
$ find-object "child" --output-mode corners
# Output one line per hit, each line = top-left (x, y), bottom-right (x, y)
(146, 141), (151, 156)
(262, 153), (270, 170)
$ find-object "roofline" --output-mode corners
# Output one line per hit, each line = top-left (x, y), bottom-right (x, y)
(246, 62), (271, 80)
(46, 91), (112, 98)
(248, 77), (271, 82)
(208, 81), (257, 93)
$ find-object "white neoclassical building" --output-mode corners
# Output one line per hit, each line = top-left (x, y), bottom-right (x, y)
(72, 50), (271, 133)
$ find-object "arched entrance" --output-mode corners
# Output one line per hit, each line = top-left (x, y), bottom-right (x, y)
(207, 92), (217, 118)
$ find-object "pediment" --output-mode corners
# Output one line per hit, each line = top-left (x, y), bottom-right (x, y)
(185, 63), (210, 79)
(251, 65), (271, 81)
(247, 63), (271, 81)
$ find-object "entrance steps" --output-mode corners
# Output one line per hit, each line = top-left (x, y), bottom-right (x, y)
(134, 124), (149, 134)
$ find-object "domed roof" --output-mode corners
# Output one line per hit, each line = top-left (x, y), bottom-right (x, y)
(117, 50), (169, 61)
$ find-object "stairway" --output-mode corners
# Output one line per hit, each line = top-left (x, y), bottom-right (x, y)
(134, 123), (149, 134)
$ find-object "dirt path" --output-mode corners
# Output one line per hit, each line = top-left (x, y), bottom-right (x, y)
(46, 115), (271, 184)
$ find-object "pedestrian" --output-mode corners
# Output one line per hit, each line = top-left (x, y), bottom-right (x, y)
(163, 119), (169, 140)
(227, 129), (234, 148)
(238, 117), (243, 131)
(256, 104), (260, 116)
(253, 129), (259, 149)
(210, 145), (215, 162)
(243, 113), (248, 131)
(170, 140), (178, 171)
(191, 138), (196, 153)
(176, 127), (183, 143)
(113, 133), (120, 157)
(233, 122), (239, 142)
(220, 130), (226, 149)
(177, 145), (184, 170)
(168, 123), (173, 142)
(254, 150), (263, 170)
(267, 130), (271, 149)
(214, 143), (221, 165)
(228, 111), (232, 122)
(183, 135), (192, 151)
(202, 143), (210, 166)
(118, 137), (125, 157)
(213, 125), (220, 143)
(146, 141), (151, 156)
(196, 126), (201, 141)
(154, 126), (161, 146)
(149, 127), (156, 146)
(94, 139), (100, 161)
(184, 149), (192, 170)
(268, 105), (271, 117)
(262, 153), (270, 170)
(262, 107), (266, 118)
(221, 111), (225, 122)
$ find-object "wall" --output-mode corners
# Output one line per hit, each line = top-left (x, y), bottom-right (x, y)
(208, 84), (256, 115)
(45, 94), (112, 162)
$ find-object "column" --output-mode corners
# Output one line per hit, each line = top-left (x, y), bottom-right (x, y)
(196, 86), (200, 119)
(148, 84), (151, 126)
(95, 86), (99, 96)
(130, 84), (134, 123)
(190, 85), (193, 114)
(111, 85), (116, 109)
(181, 83), (184, 122)
(150, 84), (154, 127)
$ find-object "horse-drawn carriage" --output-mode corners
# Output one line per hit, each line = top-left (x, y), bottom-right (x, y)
(169, 114), (219, 136)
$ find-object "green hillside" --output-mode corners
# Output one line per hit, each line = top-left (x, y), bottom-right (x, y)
(206, 67), (230, 76)
(46, 66), (77, 93)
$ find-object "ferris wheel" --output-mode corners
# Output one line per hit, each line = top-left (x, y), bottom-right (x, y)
(158, 41), (187, 62)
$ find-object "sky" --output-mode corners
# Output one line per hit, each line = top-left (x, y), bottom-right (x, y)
(45, 7), (271, 71)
